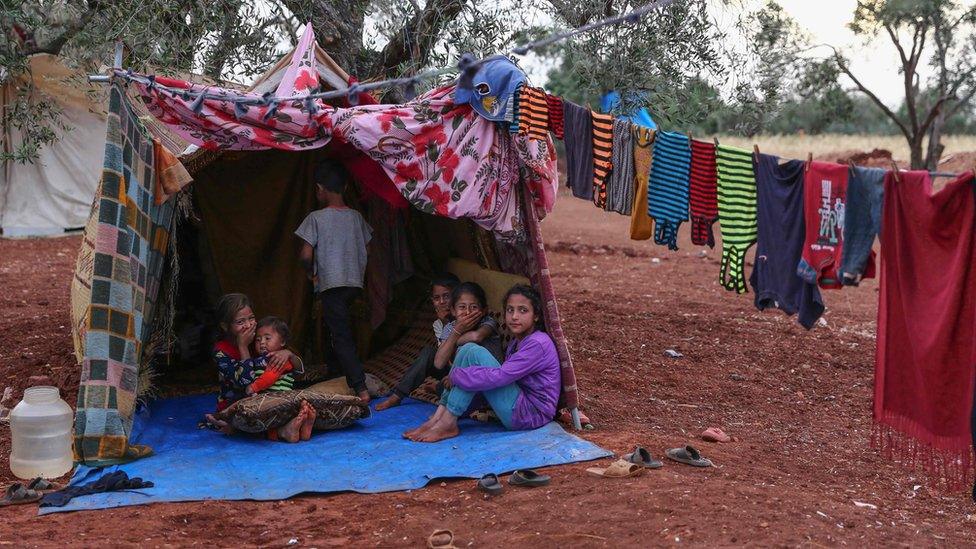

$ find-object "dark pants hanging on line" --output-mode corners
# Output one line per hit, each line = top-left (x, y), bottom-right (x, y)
(319, 287), (366, 394)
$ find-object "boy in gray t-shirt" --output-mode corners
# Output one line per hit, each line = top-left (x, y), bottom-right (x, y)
(296, 160), (373, 401)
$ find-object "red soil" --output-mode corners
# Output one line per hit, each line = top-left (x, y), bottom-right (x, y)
(2, 187), (975, 547)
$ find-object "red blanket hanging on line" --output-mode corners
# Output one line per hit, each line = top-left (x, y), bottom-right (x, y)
(874, 170), (976, 490)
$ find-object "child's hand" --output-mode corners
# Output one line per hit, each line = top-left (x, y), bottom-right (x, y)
(237, 325), (256, 350)
(453, 311), (481, 335)
(266, 350), (294, 370)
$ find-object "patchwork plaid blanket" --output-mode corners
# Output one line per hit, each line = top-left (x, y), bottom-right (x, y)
(71, 84), (176, 464)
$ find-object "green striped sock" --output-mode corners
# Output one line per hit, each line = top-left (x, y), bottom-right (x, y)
(715, 145), (758, 294)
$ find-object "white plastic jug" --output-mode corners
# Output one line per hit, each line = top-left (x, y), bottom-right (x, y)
(9, 386), (73, 479)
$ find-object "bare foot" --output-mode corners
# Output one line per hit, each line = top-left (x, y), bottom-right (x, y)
(205, 413), (235, 435)
(357, 390), (371, 405)
(278, 406), (307, 443)
(300, 401), (316, 441)
(404, 415), (438, 440)
(414, 422), (460, 443)
(375, 394), (402, 411)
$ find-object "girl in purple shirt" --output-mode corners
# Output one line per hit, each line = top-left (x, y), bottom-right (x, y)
(405, 285), (562, 442)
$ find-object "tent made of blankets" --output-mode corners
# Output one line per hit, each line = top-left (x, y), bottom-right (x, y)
(69, 27), (579, 465)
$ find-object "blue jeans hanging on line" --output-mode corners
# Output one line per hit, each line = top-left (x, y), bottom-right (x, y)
(440, 343), (520, 428)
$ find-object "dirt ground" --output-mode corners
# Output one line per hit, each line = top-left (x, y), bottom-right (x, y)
(3, 183), (976, 547)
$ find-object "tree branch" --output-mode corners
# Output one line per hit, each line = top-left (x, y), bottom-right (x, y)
(372, 0), (466, 78)
(947, 85), (976, 118)
(884, 22), (908, 66)
(918, 95), (951, 136)
(834, 53), (911, 141)
(22, 2), (104, 56)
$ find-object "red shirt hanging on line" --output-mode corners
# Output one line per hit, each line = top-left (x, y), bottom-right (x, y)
(797, 161), (875, 289)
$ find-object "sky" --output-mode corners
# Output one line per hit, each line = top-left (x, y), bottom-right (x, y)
(769, 0), (928, 107)
(308, 0), (964, 108)
(518, 0), (921, 107)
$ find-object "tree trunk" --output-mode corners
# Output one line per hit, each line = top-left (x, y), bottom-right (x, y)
(280, 0), (370, 75)
(925, 109), (947, 170)
(909, 135), (925, 170)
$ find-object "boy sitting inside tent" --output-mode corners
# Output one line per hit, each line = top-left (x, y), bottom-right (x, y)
(296, 160), (373, 403)
(375, 273), (460, 410)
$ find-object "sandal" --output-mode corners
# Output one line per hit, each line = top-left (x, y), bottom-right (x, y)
(701, 427), (732, 443)
(26, 478), (59, 493)
(586, 459), (644, 478)
(0, 483), (42, 507)
(509, 469), (550, 487)
(665, 445), (713, 467)
(623, 446), (663, 469)
(427, 529), (457, 549)
(557, 408), (594, 430)
(477, 473), (503, 496)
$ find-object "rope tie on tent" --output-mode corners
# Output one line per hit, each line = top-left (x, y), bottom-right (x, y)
(346, 83), (362, 106)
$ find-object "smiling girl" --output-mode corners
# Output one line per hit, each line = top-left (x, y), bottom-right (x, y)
(405, 285), (561, 443)
(206, 293), (309, 442)
(432, 281), (503, 370)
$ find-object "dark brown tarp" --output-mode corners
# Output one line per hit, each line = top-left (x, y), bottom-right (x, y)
(193, 149), (319, 352)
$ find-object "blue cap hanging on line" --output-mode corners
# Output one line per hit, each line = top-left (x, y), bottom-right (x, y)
(455, 56), (526, 122)
(601, 91), (657, 129)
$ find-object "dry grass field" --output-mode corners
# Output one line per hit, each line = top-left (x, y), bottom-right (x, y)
(719, 133), (976, 164)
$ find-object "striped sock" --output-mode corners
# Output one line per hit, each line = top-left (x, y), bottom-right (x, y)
(629, 126), (655, 240)
(591, 111), (614, 208)
(545, 93), (564, 139)
(605, 119), (636, 215)
(518, 87), (550, 141)
(648, 131), (691, 250)
(508, 83), (523, 133)
(715, 145), (758, 293)
(689, 139), (719, 247)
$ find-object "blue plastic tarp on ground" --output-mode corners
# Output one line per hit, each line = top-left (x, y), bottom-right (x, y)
(41, 393), (611, 514)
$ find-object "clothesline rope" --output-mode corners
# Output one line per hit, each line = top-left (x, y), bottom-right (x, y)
(97, 0), (678, 109)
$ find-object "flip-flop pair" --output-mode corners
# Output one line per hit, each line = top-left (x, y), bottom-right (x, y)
(477, 470), (550, 495)
(587, 445), (713, 478)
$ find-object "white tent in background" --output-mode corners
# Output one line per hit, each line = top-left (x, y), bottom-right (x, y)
(0, 54), (107, 237)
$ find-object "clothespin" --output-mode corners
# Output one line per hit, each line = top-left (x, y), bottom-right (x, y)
(805, 152), (813, 173)
(713, 137), (719, 147)
(753, 144), (760, 161)
(347, 83), (361, 106)
(189, 91), (207, 115)
(890, 160), (901, 183)
(404, 77), (417, 101)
